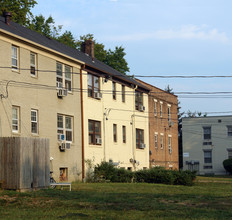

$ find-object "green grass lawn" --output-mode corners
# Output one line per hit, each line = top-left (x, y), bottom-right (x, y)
(0, 179), (232, 220)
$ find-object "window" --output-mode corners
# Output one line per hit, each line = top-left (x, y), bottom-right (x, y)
(160, 102), (163, 117)
(136, 129), (144, 149)
(88, 120), (101, 145)
(65, 65), (72, 91)
(227, 126), (232, 136)
(160, 134), (163, 149)
(113, 124), (117, 142)
(60, 168), (68, 181)
(122, 85), (125, 102)
(12, 106), (20, 132)
(30, 52), (36, 76)
(168, 136), (172, 153)
(135, 91), (143, 110)
(154, 99), (157, 116)
(112, 82), (116, 100)
(12, 46), (18, 69)
(167, 105), (171, 122)
(203, 127), (211, 140)
(57, 114), (73, 142)
(227, 149), (232, 159)
(122, 125), (126, 143)
(31, 109), (38, 134)
(56, 62), (63, 87)
(204, 150), (212, 163)
(56, 62), (72, 91)
(155, 133), (158, 149)
(88, 73), (100, 98)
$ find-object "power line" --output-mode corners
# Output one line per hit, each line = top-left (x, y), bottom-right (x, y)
(2, 66), (232, 78)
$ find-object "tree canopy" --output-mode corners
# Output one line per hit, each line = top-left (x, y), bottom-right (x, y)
(0, 0), (37, 25)
(0, 1), (130, 74)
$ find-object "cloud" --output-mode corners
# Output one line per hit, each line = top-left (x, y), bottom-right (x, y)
(103, 25), (229, 43)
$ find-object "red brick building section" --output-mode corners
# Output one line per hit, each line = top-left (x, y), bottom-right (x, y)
(136, 79), (179, 170)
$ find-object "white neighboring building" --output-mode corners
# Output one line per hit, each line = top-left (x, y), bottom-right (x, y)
(182, 116), (232, 175)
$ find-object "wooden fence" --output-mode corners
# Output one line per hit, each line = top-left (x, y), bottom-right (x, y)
(0, 137), (50, 191)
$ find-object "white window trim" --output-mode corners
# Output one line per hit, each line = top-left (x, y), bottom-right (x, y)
(12, 106), (20, 133)
(31, 109), (38, 134)
(65, 65), (72, 92)
(160, 101), (163, 118)
(155, 133), (158, 149)
(168, 135), (172, 152)
(30, 52), (37, 77)
(160, 134), (163, 149)
(57, 114), (73, 143)
(12, 46), (19, 70)
(154, 99), (157, 116)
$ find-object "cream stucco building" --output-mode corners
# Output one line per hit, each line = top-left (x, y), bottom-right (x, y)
(182, 116), (232, 175)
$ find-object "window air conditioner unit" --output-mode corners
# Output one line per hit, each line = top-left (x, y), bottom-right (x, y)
(57, 88), (68, 97)
(139, 105), (145, 111)
(65, 142), (71, 149)
(139, 144), (146, 149)
(59, 142), (66, 151)
(56, 82), (63, 88)
(96, 137), (102, 144)
(58, 134), (65, 141)
(94, 92), (102, 99)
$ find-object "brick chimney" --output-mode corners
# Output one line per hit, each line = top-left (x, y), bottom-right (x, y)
(81, 40), (95, 60)
(3, 12), (12, 25)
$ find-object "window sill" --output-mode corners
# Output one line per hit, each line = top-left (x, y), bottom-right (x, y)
(12, 131), (20, 136)
(12, 68), (20, 74)
(31, 75), (38, 79)
(88, 144), (102, 148)
(31, 133), (39, 137)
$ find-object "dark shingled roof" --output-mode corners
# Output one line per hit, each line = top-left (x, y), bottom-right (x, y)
(0, 16), (149, 91)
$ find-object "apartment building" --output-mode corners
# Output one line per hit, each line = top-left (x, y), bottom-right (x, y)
(0, 14), (84, 182)
(182, 116), (232, 175)
(136, 80), (179, 170)
(81, 42), (150, 172)
(0, 13), (151, 182)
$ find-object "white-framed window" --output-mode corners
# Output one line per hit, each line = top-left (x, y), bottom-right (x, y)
(155, 133), (158, 149)
(57, 114), (73, 142)
(65, 65), (72, 92)
(112, 82), (116, 100)
(12, 46), (18, 70)
(227, 126), (232, 137)
(31, 109), (38, 134)
(203, 127), (211, 140)
(12, 106), (20, 132)
(160, 101), (163, 118)
(160, 134), (163, 149)
(168, 135), (172, 153)
(30, 52), (36, 76)
(122, 85), (125, 103)
(227, 149), (232, 159)
(56, 62), (72, 91)
(154, 99), (157, 116)
(204, 150), (212, 163)
(167, 104), (171, 122)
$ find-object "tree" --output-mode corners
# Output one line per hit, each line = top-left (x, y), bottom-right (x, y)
(57, 31), (78, 49)
(223, 159), (232, 174)
(27, 14), (62, 38)
(0, 0), (37, 25)
(76, 34), (130, 74)
(105, 46), (130, 74)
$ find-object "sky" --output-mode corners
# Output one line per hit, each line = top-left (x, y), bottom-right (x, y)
(31, 0), (232, 115)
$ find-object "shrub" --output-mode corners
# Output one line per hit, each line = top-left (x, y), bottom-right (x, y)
(223, 159), (232, 174)
(94, 161), (117, 182)
(173, 170), (196, 186)
(93, 162), (196, 186)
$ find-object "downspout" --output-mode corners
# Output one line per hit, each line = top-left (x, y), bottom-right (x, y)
(132, 85), (138, 170)
(80, 65), (85, 180)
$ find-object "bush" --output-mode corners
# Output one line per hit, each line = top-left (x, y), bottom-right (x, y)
(173, 170), (196, 186)
(93, 162), (196, 186)
(223, 159), (232, 174)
